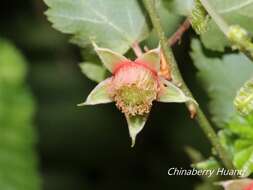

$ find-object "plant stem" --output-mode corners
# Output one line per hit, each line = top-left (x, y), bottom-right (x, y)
(132, 42), (143, 57)
(143, 0), (235, 170)
(168, 18), (191, 46)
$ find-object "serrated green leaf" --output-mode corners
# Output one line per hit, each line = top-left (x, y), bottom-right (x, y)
(44, 0), (150, 54)
(234, 78), (253, 116)
(191, 39), (253, 127)
(125, 114), (148, 147)
(79, 77), (113, 106)
(0, 39), (41, 190)
(79, 62), (107, 83)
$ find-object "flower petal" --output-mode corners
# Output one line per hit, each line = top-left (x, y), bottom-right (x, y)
(158, 79), (197, 105)
(125, 114), (148, 147)
(93, 42), (129, 73)
(78, 77), (113, 106)
(135, 48), (160, 72)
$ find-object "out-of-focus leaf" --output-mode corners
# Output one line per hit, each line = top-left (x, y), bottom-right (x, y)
(163, 0), (194, 16)
(201, 0), (253, 51)
(0, 39), (26, 86)
(234, 146), (253, 177)
(79, 62), (107, 83)
(44, 0), (150, 54)
(193, 157), (220, 170)
(0, 39), (41, 190)
(191, 39), (253, 127)
(234, 78), (253, 116)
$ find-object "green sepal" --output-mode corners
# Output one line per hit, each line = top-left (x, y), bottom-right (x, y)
(78, 77), (113, 106)
(135, 47), (160, 72)
(158, 79), (198, 105)
(125, 114), (148, 147)
(93, 42), (129, 73)
(79, 62), (107, 83)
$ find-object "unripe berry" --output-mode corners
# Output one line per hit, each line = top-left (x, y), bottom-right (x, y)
(109, 61), (159, 116)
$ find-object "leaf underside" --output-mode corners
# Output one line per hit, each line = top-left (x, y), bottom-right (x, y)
(44, 0), (150, 54)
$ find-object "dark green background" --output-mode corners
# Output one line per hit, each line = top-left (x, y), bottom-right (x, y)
(1, 0), (212, 189)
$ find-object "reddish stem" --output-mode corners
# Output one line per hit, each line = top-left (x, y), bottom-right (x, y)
(168, 18), (191, 46)
(132, 42), (143, 57)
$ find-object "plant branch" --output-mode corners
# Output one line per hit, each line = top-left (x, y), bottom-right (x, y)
(132, 42), (143, 57)
(168, 18), (191, 46)
(143, 0), (235, 170)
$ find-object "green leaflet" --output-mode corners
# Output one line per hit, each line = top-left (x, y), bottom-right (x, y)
(220, 116), (253, 177)
(0, 39), (41, 190)
(44, 0), (150, 54)
(190, 0), (210, 34)
(234, 77), (253, 116)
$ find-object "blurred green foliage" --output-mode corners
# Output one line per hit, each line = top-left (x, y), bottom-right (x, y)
(0, 39), (40, 189)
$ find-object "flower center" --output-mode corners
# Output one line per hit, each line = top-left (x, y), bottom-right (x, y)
(109, 61), (159, 116)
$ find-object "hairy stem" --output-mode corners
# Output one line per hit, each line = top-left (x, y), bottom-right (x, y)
(143, 0), (235, 170)
(132, 42), (143, 57)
